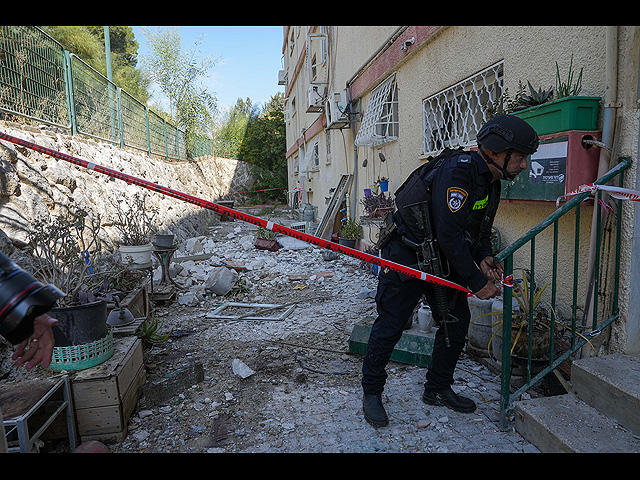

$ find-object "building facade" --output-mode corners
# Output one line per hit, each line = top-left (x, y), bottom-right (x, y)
(280, 26), (640, 354)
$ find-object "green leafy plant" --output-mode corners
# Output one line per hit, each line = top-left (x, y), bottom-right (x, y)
(340, 218), (362, 239)
(555, 54), (583, 99)
(135, 314), (172, 346)
(256, 224), (276, 240)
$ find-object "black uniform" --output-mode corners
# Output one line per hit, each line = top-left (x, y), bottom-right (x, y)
(362, 149), (500, 395)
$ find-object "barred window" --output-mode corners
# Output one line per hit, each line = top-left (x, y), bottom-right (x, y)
(422, 62), (504, 155)
(355, 74), (398, 147)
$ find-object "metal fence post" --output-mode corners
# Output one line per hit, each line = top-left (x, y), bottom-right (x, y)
(62, 50), (77, 135)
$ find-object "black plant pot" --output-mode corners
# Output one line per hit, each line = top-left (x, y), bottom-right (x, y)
(50, 300), (108, 347)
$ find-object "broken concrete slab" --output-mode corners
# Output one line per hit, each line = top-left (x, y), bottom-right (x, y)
(204, 266), (238, 296)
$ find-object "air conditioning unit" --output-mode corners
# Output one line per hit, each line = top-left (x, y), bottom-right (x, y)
(307, 84), (325, 113)
(325, 90), (350, 129)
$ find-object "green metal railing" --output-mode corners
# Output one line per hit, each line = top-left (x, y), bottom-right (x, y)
(0, 25), (219, 162)
(493, 156), (631, 429)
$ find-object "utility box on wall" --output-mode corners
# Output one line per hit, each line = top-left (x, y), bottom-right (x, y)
(501, 130), (601, 203)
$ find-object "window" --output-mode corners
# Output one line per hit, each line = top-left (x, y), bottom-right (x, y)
(422, 61), (504, 155)
(307, 28), (327, 83)
(355, 74), (398, 147)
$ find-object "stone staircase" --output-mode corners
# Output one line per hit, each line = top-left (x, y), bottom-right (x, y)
(513, 353), (640, 453)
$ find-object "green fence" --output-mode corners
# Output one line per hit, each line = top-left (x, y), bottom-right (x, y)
(493, 157), (631, 429)
(0, 25), (225, 162)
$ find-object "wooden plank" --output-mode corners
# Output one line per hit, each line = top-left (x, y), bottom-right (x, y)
(75, 405), (123, 436)
(315, 174), (352, 240)
(121, 365), (146, 423)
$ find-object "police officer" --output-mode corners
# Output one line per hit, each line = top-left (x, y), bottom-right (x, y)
(362, 114), (539, 427)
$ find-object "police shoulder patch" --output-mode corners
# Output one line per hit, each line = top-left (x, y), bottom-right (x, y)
(447, 187), (468, 213)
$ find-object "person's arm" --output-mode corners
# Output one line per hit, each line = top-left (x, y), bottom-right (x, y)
(431, 161), (489, 294)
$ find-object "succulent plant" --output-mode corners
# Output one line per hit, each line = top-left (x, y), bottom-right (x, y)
(514, 81), (554, 110)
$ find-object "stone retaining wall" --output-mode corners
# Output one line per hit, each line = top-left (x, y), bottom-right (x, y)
(0, 122), (253, 254)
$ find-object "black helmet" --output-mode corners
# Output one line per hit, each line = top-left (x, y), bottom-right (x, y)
(477, 114), (539, 155)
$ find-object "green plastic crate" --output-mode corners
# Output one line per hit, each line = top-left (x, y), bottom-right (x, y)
(513, 96), (600, 136)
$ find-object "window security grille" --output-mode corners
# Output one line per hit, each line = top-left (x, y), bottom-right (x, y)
(355, 74), (398, 147)
(422, 61), (504, 155)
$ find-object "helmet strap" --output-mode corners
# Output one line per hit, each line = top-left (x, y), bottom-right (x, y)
(480, 147), (515, 180)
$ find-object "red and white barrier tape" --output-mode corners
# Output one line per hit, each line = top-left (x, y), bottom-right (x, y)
(556, 183), (640, 208)
(0, 131), (470, 294)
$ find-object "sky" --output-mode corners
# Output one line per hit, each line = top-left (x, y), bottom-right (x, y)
(130, 26), (285, 115)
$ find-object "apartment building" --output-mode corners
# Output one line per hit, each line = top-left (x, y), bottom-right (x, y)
(280, 26), (640, 354)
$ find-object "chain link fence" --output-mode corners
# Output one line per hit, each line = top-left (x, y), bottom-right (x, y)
(0, 26), (230, 161)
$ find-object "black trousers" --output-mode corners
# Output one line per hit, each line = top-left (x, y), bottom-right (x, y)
(361, 244), (471, 396)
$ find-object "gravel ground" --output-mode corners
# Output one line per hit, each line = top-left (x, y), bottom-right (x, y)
(2, 206), (539, 453)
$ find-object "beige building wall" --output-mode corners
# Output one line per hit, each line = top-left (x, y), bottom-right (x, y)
(281, 26), (640, 353)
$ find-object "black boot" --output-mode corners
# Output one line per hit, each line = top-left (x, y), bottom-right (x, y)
(363, 393), (389, 427)
(422, 387), (476, 413)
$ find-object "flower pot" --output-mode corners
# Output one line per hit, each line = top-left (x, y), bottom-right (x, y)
(513, 96), (600, 135)
(152, 234), (175, 248)
(378, 180), (389, 192)
(467, 296), (495, 358)
(119, 243), (153, 268)
(371, 207), (394, 218)
(50, 300), (108, 347)
(338, 237), (357, 249)
(364, 188), (372, 197)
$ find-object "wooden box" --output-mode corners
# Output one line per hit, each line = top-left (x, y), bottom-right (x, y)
(70, 336), (145, 442)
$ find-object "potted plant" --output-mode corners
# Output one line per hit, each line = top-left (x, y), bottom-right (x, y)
(479, 270), (552, 362)
(339, 218), (362, 248)
(26, 209), (110, 351)
(512, 56), (600, 135)
(110, 192), (157, 268)
(361, 192), (395, 218)
(254, 223), (281, 252)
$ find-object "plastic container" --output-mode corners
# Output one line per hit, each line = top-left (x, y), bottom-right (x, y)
(418, 303), (433, 333)
(513, 96), (600, 136)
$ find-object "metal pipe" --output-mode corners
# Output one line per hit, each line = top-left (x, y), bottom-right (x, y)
(582, 26), (619, 356)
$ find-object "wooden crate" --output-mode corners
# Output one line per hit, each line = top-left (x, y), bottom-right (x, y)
(70, 336), (145, 442)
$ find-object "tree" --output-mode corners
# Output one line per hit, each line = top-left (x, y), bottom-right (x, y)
(40, 26), (149, 103)
(139, 27), (217, 143)
(238, 93), (286, 203)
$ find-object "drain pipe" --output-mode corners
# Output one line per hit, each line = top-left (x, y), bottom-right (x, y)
(582, 26), (619, 357)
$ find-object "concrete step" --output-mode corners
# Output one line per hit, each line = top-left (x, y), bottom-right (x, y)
(514, 393), (640, 453)
(514, 353), (640, 452)
(571, 353), (640, 436)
